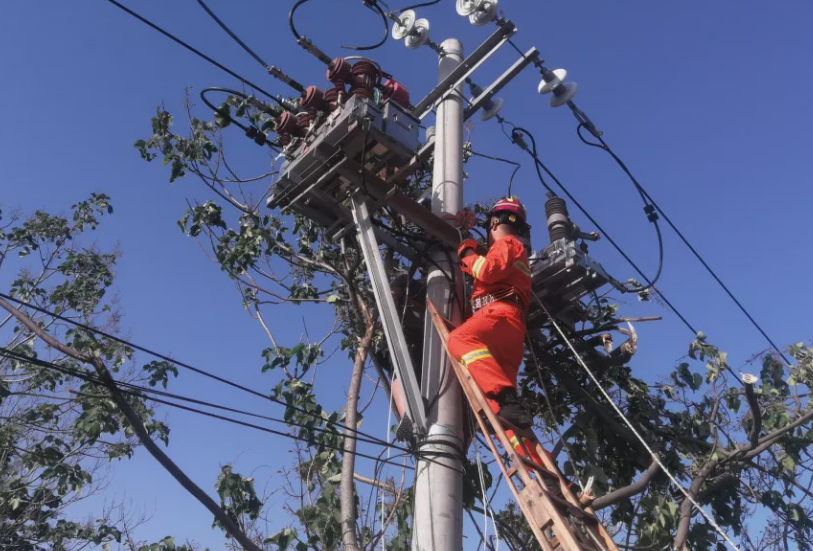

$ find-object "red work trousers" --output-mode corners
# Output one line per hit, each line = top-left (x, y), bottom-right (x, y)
(447, 300), (526, 414)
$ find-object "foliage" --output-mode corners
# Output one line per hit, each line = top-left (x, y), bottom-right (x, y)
(0, 196), (175, 550)
(135, 97), (813, 551)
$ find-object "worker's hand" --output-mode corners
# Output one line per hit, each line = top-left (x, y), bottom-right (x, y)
(442, 208), (478, 231)
(454, 208), (478, 230)
(457, 238), (480, 259)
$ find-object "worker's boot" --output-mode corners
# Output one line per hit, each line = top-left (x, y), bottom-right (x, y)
(494, 388), (533, 430)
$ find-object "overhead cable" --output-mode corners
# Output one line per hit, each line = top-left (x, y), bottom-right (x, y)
(0, 292), (392, 448)
(0, 347), (416, 471)
(100, 0), (279, 102)
(533, 294), (742, 551)
(194, 0), (271, 70)
(506, 127), (688, 330)
(575, 125), (790, 365)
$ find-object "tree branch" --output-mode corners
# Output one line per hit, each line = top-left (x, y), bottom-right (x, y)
(0, 298), (263, 551)
(592, 458), (661, 510)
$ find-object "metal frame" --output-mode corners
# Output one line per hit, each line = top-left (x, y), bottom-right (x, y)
(411, 19), (517, 119)
(351, 197), (427, 434)
(464, 47), (541, 120)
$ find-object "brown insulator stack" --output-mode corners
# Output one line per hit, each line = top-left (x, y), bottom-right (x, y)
(296, 112), (311, 134)
(326, 57), (351, 111)
(300, 86), (328, 126)
(275, 111), (306, 146)
(322, 87), (341, 112)
(349, 59), (380, 99)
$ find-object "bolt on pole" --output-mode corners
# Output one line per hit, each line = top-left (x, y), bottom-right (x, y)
(412, 38), (466, 551)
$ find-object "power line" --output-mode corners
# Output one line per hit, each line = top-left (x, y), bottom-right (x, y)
(0, 299), (466, 473)
(0, 346), (416, 471)
(0, 292), (394, 449)
(100, 0), (280, 103)
(575, 125), (791, 365)
(504, 127), (696, 335)
(533, 293), (742, 551)
(194, 0), (271, 71)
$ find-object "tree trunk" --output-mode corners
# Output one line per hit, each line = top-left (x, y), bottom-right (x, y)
(341, 322), (374, 551)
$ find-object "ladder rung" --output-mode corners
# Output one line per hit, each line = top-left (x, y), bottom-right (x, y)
(547, 494), (598, 523)
(518, 456), (559, 479)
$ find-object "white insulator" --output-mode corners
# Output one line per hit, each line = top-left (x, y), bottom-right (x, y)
(480, 97), (504, 121)
(537, 68), (568, 94)
(456, 0), (479, 16)
(469, 0), (498, 26)
(405, 18), (430, 49)
(549, 81), (578, 107)
(391, 10), (416, 40)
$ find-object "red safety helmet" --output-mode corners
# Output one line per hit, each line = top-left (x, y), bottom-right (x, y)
(488, 196), (527, 226)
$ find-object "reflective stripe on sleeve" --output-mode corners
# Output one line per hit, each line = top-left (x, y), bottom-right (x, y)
(514, 260), (531, 276)
(471, 256), (487, 279)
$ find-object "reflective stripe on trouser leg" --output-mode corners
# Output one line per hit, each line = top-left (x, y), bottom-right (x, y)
(507, 430), (545, 470)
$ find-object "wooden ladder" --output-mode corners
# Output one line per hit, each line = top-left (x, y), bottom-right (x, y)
(427, 300), (619, 551)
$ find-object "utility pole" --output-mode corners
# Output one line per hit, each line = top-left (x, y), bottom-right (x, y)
(413, 38), (466, 551)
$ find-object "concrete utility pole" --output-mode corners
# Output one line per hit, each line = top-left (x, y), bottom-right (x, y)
(413, 38), (466, 551)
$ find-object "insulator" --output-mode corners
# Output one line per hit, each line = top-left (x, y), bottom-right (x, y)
(300, 86), (328, 113)
(545, 196), (572, 243)
(349, 59), (380, 99)
(323, 86), (343, 112)
(327, 57), (352, 86)
(469, 0), (498, 26)
(404, 18), (430, 49)
(456, 0), (479, 16)
(550, 82), (578, 108)
(298, 110), (315, 131)
(381, 78), (411, 107)
(391, 10), (416, 40)
(479, 97), (504, 121)
(537, 68), (568, 94)
(275, 111), (306, 138)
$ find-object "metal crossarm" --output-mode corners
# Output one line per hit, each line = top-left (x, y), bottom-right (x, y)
(427, 299), (620, 551)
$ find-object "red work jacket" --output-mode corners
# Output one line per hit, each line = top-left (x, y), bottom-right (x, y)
(460, 235), (532, 310)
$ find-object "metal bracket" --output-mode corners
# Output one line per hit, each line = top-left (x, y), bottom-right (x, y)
(464, 47), (541, 121)
(411, 19), (517, 119)
(350, 197), (427, 435)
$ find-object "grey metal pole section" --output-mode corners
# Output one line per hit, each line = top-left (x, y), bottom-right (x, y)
(413, 38), (466, 551)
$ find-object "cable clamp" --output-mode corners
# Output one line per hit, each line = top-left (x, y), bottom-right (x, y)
(643, 204), (659, 223)
(510, 129), (528, 151)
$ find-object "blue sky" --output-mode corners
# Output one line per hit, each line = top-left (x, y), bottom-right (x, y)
(2, 0), (812, 548)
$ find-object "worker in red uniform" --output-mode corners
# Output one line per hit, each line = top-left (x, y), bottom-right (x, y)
(448, 196), (534, 429)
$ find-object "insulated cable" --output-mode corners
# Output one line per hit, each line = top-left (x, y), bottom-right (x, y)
(532, 294), (742, 551)
(513, 126), (664, 293)
(0, 346), (394, 451)
(343, 1), (389, 51)
(0, 292), (392, 449)
(576, 125), (791, 365)
(194, 0), (272, 71)
(0, 346), (467, 473)
(100, 0), (279, 103)
(467, 150), (521, 196)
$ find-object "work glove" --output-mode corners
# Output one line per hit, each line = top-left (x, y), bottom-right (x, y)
(442, 208), (478, 231)
(457, 238), (480, 259)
